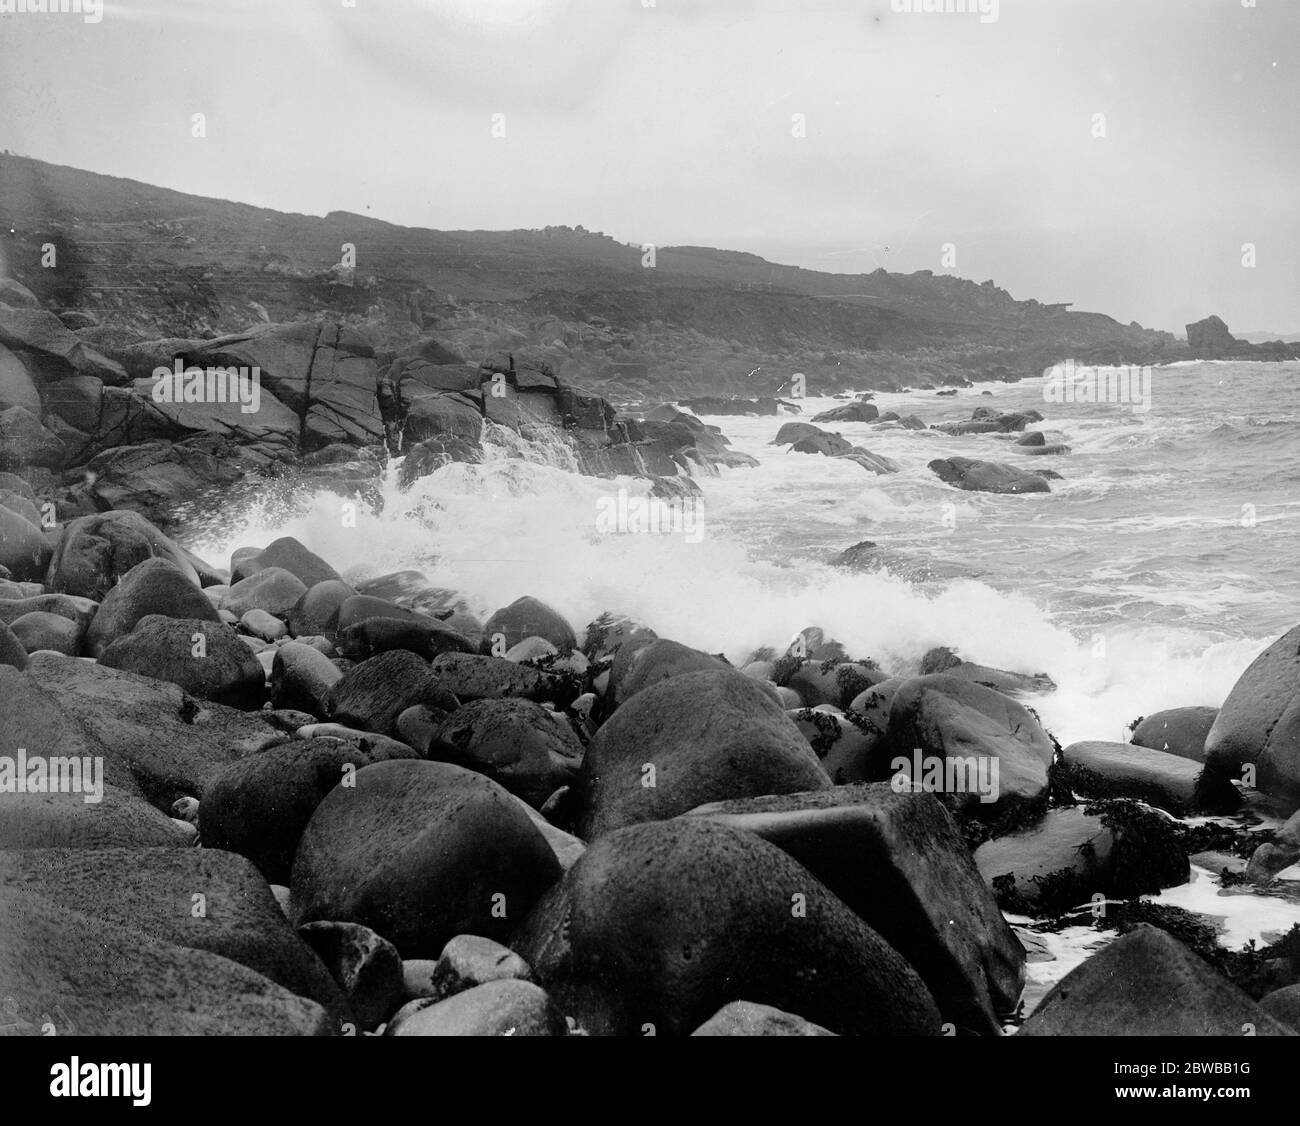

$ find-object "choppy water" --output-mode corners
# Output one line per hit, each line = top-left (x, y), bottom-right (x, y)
(187, 360), (1300, 979)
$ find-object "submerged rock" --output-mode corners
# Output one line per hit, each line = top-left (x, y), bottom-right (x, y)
(928, 456), (1052, 494)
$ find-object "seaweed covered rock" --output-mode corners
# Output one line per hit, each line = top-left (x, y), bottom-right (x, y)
(1059, 740), (1240, 815)
(786, 659), (889, 711)
(974, 801), (1188, 916)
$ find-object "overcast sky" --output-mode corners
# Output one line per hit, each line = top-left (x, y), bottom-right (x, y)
(1, 0), (1296, 335)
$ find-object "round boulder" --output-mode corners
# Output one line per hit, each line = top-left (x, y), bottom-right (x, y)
(433, 697), (584, 809)
(481, 596), (576, 655)
(574, 668), (832, 840)
(99, 616), (265, 708)
(84, 557), (220, 659)
(200, 737), (420, 883)
(512, 817), (941, 1036)
(290, 759), (561, 957)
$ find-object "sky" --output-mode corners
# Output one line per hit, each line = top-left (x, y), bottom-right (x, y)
(1, 0), (1297, 335)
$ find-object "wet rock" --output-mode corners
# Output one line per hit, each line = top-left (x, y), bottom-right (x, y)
(200, 737), (419, 884)
(429, 652), (569, 705)
(691, 1001), (836, 1036)
(297, 920), (404, 1030)
(1131, 706), (1218, 762)
(270, 641), (343, 716)
(0, 884), (332, 1035)
(575, 668), (830, 839)
(918, 646), (1056, 697)
(423, 934), (532, 1001)
(684, 784), (1025, 1035)
(481, 595), (576, 655)
(337, 615), (474, 660)
(0, 786), (194, 849)
(787, 706), (890, 784)
(0, 847), (347, 1024)
(786, 658), (889, 710)
(100, 616), (265, 708)
(46, 509), (200, 600)
(928, 457), (1051, 494)
(222, 567), (309, 618)
(611, 637), (727, 707)
(505, 636), (559, 663)
(1204, 623), (1300, 801)
(8, 610), (80, 656)
(385, 979), (565, 1036)
(290, 759), (561, 957)
(974, 802), (1188, 916)
(884, 673), (1055, 820)
(1018, 924), (1294, 1036)
(325, 649), (459, 734)
(285, 580), (357, 639)
(1059, 740), (1241, 815)
(84, 557), (219, 658)
(433, 698), (584, 808)
(512, 817), (941, 1036)
(230, 536), (341, 589)
(811, 401), (878, 424)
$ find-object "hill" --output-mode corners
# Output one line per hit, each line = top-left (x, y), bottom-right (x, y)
(5, 153), (1277, 401)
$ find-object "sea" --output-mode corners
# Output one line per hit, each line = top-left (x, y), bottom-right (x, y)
(187, 359), (1300, 1009)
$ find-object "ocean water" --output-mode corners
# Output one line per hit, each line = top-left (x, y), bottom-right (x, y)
(190, 360), (1300, 752)
(185, 358), (1300, 1003)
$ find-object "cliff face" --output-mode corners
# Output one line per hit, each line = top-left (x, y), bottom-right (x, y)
(0, 154), (1191, 404)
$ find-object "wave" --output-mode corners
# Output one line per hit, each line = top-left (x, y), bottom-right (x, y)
(184, 450), (1267, 751)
